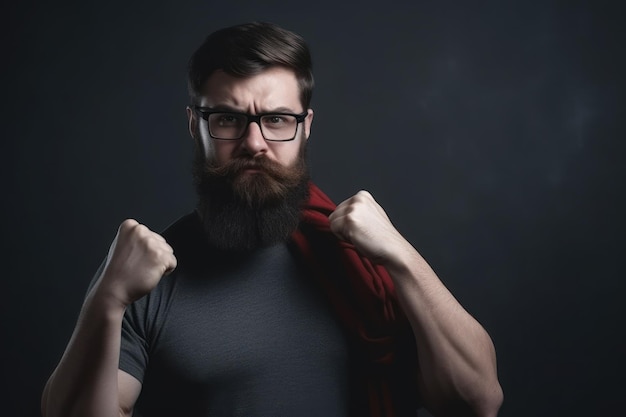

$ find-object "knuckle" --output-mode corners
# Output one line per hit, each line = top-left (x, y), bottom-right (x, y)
(143, 239), (161, 255)
(135, 223), (149, 236)
(343, 214), (358, 229)
(119, 218), (138, 232)
(135, 225), (157, 244)
(169, 255), (178, 270)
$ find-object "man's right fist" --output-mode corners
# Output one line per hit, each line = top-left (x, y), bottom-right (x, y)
(94, 219), (177, 307)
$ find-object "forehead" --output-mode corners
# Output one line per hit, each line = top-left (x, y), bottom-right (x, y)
(200, 67), (302, 112)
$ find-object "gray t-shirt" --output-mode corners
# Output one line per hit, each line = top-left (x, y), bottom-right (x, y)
(120, 212), (352, 416)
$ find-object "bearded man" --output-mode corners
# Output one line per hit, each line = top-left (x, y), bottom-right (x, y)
(42, 22), (503, 417)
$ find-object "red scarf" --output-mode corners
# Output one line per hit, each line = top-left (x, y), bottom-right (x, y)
(290, 182), (418, 416)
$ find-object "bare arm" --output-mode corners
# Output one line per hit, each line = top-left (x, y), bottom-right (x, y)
(41, 220), (176, 417)
(41, 294), (141, 417)
(329, 191), (503, 417)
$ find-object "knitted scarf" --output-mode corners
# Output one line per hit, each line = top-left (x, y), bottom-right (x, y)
(290, 182), (418, 417)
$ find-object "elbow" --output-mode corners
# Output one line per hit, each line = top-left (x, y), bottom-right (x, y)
(471, 380), (504, 417)
(447, 380), (504, 417)
(426, 380), (504, 417)
(489, 382), (504, 417)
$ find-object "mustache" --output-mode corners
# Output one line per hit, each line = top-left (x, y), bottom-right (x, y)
(204, 156), (298, 182)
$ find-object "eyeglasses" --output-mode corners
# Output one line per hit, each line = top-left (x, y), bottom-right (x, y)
(193, 106), (308, 141)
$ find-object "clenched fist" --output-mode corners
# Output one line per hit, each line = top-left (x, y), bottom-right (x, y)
(329, 190), (411, 265)
(93, 219), (177, 307)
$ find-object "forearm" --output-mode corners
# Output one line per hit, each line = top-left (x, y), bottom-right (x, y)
(385, 246), (503, 417)
(42, 287), (126, 417)
(326, 190), (502, 414)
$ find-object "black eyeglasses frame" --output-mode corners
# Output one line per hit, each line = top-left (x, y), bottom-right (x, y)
(192, 105), (308, 142)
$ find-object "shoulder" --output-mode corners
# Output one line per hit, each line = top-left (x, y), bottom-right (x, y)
(160, 211), (212, 272)
(161, 211), (205, 251)
(161, 211), (203, 242)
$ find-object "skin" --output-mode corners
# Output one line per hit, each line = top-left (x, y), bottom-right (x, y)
(41, 66), (502, 417)
(41, 219), (174, 417)
(187, 67), (314, 167)
(329, 191), (504, 416)
(41, 67), (313, 417)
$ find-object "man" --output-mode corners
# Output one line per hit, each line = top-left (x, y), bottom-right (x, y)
(42, 22), (503, 417)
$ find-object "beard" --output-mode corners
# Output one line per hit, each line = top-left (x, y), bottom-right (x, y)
(192, 145), (310, 252)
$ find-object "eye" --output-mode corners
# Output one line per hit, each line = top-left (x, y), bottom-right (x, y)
(266, 115), (286, 124)
(216, 113), (243, 127)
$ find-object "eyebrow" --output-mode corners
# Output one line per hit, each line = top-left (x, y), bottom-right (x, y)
(207, 105), (302, 114)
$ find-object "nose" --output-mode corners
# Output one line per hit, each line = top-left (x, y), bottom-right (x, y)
(238, 120), (268, 157)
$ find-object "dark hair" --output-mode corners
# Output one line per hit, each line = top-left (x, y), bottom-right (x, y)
(188, 22), (314, 108)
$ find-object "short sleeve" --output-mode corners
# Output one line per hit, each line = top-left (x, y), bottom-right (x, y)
(85, 260), (151, 383)
(120, 297), (150, 382)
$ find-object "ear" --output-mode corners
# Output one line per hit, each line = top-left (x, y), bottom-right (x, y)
(303, 108), (314, 140)
(186, 106), (197, 140)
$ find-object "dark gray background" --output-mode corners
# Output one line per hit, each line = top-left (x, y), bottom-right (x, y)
(3, 1), (625, 416)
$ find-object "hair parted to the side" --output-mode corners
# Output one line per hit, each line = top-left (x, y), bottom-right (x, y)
(188, 22), (314, 108)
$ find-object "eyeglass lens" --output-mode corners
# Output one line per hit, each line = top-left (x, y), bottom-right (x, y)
(209, 113), (298, 140)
